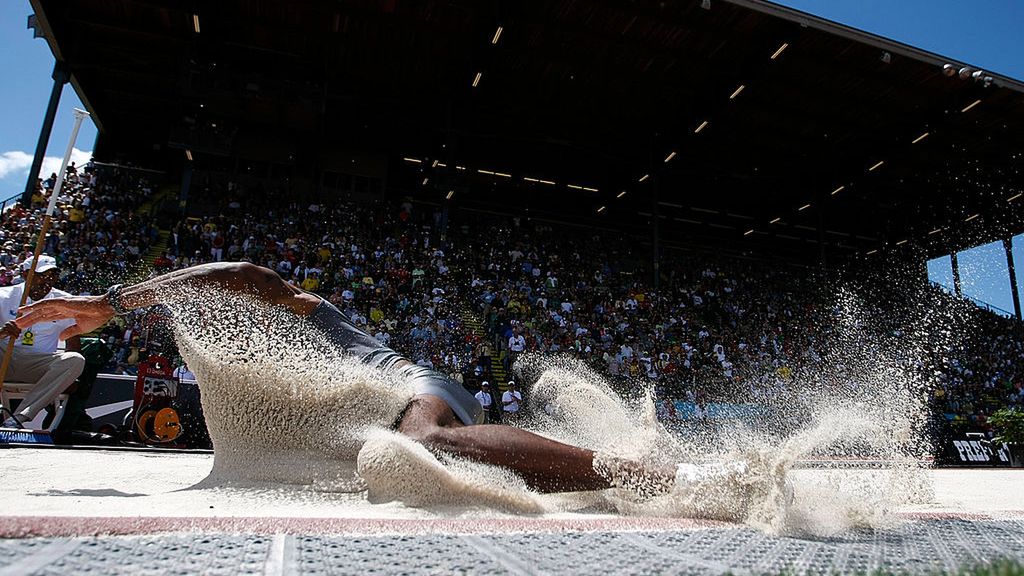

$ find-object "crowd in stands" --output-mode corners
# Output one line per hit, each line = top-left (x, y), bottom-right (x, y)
(461, 223), (833, 408)
(2, 164), (158, 291)
(1, 164), (161, 375)
(5, 168), (1022, 447)
(932, 307), (1024, 436)
(149, 178), (480, 385)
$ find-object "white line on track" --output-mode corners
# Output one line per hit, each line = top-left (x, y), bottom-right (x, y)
(461, 534), (535, 575)
(0, 538), (80, 576)
(263, 533), (294, 576)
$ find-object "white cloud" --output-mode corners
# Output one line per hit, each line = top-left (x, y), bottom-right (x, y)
(40, 148), (93, 180)
(0, 148), (93, 182)
(0, 151), (34, 179)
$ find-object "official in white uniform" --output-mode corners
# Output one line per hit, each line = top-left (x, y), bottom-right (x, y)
(474, 381), (493, 423)
(1, 255), (84, 428)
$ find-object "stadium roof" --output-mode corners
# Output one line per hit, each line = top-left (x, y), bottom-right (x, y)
(28, 0), (1024, 265)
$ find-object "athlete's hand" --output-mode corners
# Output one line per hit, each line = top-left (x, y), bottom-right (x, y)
(16, 295), (115, 340)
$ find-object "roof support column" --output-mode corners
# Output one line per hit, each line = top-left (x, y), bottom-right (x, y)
(817, 193), (827, 272)
(652, 175), (661, 291)
(21, 61), (69, 206)
(1004, 238), (1022, 321)
(950, 251), (962, 297)
(439, 100), (456, 247)
(179, 163), (193, 215)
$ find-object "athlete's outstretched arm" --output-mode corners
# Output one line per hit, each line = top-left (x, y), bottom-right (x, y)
(16, 262), (319, 339)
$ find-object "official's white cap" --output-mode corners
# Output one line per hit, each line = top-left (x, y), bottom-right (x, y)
(21, 254), (57, 273)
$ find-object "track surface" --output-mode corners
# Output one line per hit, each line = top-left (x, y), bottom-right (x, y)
(1, 448), (1021, 574)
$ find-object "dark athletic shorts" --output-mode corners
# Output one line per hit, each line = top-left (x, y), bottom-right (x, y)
(394, 363), (484, 425)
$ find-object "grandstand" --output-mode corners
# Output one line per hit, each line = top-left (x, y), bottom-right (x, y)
(3, 1), (1024, 574)
(22, 0), (1024, 270)
(16, 0), (1022, 430)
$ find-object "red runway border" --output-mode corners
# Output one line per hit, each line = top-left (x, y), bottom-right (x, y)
(0, 515), (728, 538)
(3, 512), (1023, 539)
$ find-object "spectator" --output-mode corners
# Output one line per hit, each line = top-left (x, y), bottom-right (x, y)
(0, 256), (85, 428)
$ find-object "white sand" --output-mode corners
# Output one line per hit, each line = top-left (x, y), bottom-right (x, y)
(0, 448), (1020, 522)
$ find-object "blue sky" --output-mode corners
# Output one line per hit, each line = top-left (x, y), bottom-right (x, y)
(0, 0), (1021, 202)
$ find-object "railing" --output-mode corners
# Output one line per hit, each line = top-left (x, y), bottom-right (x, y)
(962, 293), (1016, 318)
(0, 193), (21, 214)
(929, 280), (1017, 319)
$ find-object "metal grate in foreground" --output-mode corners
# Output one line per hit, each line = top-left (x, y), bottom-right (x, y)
(1, 518), (1023, 575)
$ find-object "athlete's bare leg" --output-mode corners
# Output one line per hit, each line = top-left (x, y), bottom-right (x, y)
(397, 395), (671, 493)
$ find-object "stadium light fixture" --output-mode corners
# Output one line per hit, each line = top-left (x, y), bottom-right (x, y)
(868, 160), (885, 172)
(831, 185), (845, 195)
(436, 162), (447, 168)
(964, 213), (979, 222)
(729, 85), (745, 100)
(896, 239), (908, 245)
(798, 204), (811, 211)
(478, 169), (494, 175)
(492, 26), (503, 45)
(912, 132), (929, 144)
(866, 249), (878, 255)
(523, 177), (540, 182)
(617, 191), (627, 198)
(928, 228), (942, 235)
(743, 229), (754, 236)
(664, 151), (677, 163)
(403, 157), (422, 163)
(494, 172), (511, 178)
(770, 42), (788, 60)
(539, 179), (556, 186)
(472, 72), (482, 87)
(770, 217), (781, 224)
(694, 120), (709, 134)
(455, 165), (466, 170)
(597, 206), (606, 213)
(185, 149), (193, 161)
(638, 174), (650, 182)
(960, 99), (981, 113)
(1008, 192), (1022, 202)
(567, 184), (584, 190)
(446, 190), (455, 200)
(583, 187), (599, 192)
(192, 14), (201, 33)
(431, 159), (439, 168)
(422, 177), (429, 185)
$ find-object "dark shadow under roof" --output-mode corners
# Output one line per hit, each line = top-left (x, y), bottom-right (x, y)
(29, 0), (1024, 264)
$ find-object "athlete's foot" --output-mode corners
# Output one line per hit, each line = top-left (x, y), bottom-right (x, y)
(592, 455), (675, 499)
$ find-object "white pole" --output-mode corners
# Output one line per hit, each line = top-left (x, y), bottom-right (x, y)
(44, 108), (90, 218)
